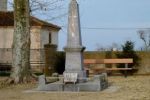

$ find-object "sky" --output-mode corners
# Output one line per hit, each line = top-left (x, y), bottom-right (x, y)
(9, 0), (150, 51)
(50, 0), (150, 51)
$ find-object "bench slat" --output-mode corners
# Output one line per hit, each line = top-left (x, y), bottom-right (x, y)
(106, 68), (132, 71)
(92, 68), (132, 71)
(84, 59), (133, 64)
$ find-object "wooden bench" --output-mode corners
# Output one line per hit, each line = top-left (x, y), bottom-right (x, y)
(84, 58), (133, 77)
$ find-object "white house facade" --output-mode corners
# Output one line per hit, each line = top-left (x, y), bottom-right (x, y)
(0, 11), (61, 72)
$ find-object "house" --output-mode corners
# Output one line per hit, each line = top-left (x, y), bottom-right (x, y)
(0, 0), (61, 72)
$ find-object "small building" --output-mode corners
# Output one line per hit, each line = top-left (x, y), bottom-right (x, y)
(0, 0), (61, 72)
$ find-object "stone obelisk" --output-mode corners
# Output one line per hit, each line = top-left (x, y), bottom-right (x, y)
(37, 0), (107, 91)
(64, 0), (86, 82)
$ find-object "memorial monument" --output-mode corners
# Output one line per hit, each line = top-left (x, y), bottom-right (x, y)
(37, 0), (108, 91)
(64, 0), (86, 82)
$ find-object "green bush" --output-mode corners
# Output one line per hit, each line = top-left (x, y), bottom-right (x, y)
(116, 41), (140, 75)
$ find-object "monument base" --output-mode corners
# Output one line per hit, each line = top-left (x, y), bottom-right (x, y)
(37, 74), (108, 92)
(63, 70), (87, 83)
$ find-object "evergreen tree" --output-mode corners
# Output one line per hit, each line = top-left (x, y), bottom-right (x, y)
(116, 41), (140, 75)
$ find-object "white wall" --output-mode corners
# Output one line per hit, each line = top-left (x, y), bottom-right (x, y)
(0, 27), (59, 49)
(40, 28), (59, 48)
(40, 29), (49, 48)
(0, 27), (42, 49)
(51, 31), (58, 46)
(0, 26), (59, 63)
(30, 27), (41, 49)
(0, 27), (13, 48)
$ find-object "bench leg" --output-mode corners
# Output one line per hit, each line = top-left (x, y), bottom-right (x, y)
(124, 64), (128, 78)
(124, 70), (127, 78)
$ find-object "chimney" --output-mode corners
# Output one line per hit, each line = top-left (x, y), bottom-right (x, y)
(0, 0), (7, 11)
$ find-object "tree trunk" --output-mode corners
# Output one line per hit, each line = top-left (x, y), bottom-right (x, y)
(11, 0), (31, 83)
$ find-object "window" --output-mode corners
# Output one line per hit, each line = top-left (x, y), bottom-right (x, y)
(49, 33), (51, 44)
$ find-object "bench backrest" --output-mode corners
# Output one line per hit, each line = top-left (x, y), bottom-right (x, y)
(84, 58), (133, 64)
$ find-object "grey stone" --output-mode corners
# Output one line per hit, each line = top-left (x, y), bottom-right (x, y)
(37, 0), (108, 92)
(92, 74), (108, 90)
(37, 74), (107, 92)
(52, 73), (59, 77)
(64, 0), (86, 82)
(37, 75), (46, 90)
(37, 81), (63, 91)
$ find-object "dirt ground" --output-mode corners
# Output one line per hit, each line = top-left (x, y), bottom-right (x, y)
(0, 76), (150, 100)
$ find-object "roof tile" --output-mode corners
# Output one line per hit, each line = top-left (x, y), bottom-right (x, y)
(0, 11), (61, 30)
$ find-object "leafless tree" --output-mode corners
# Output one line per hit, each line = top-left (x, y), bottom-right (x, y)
(95, 44), (106, 51)
(30, 0), (64, 11)
(11, 0), (31, 83)
(137, 30), (150, 51)
(9, 0), (66, 83)
(8, 0), (66, 20)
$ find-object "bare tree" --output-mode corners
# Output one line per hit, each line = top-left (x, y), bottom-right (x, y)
(95, 44), (106, 51)
(29, 0), (67, 22)
(137, 30), (150, 51)
(9, 0), (65, 83)
(30, 0), (64, 11)
(8, 0), (66, 20)
(11, 0), (31, 83)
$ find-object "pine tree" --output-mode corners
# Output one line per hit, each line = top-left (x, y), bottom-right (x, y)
(116, 41), (140, 75)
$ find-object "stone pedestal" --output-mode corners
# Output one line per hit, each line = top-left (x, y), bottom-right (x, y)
(64, 47), (86, 82)
(37, 74), (108, 91)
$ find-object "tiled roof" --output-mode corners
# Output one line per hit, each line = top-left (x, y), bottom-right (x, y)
(0, 11), (61, 30)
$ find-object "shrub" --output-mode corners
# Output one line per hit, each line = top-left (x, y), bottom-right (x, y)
(116, 41), (140, 75)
